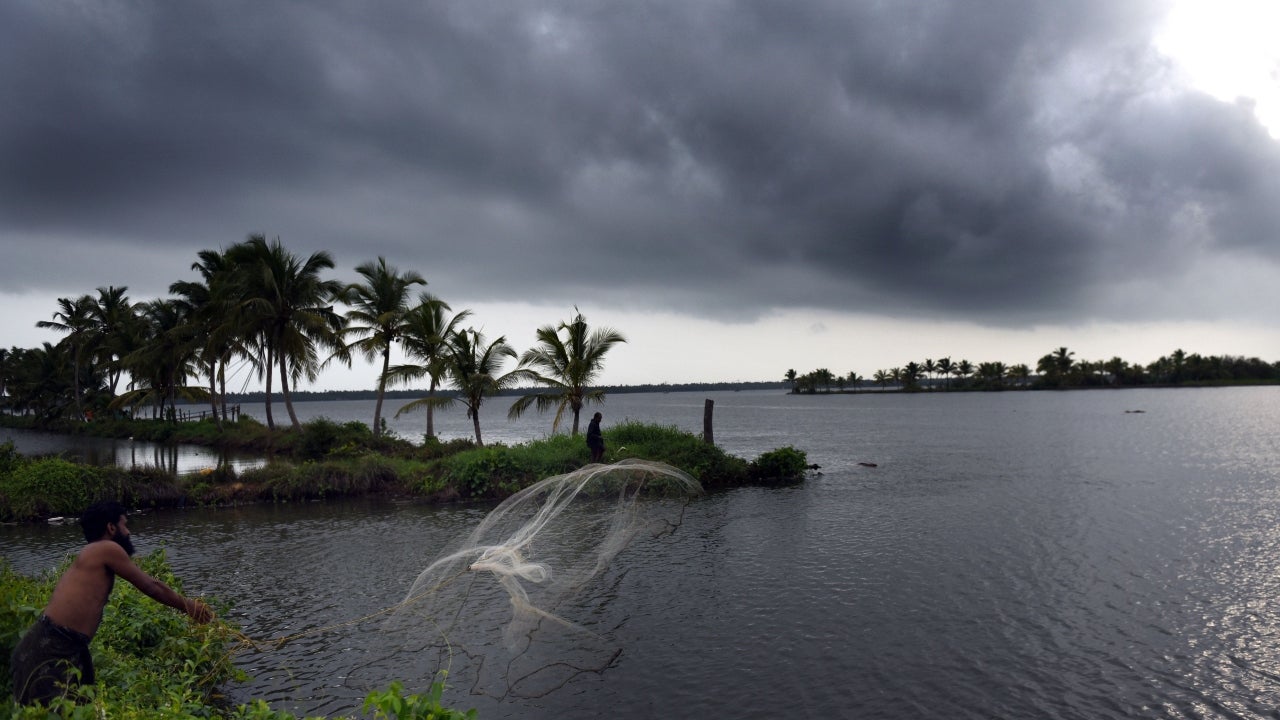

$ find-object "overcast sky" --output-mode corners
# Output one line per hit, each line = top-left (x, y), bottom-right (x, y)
(1, 0), (1277, 390)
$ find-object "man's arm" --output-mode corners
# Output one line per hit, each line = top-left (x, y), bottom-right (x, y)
(101, 543), (214, 623)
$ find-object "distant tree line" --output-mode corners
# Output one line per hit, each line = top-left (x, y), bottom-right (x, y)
(787, 346), (1280, 394)
(0, 236), (627, 445)
(219, 380), (788, 404)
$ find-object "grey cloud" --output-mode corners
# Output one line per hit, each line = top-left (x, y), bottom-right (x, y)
(1, 0), (1277, 327)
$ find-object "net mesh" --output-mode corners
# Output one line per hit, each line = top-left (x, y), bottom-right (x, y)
(388, 459), (702, 699)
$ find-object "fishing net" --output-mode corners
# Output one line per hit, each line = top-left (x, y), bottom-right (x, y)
(377, 459), (702, 699)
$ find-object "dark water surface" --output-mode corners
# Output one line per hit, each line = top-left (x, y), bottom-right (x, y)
(4, 387), (1280, 719)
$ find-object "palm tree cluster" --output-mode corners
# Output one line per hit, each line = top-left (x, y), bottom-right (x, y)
(789, 346), (1279, 394)
(1033, 347), (1279, 388)
(1, 237), (627, 446)
(786, 368), (862, 394)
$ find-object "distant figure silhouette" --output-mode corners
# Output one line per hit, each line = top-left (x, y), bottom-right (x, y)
(586, 412), (605, 463)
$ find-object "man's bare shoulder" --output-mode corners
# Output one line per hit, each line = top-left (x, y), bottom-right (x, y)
(79, 539), (121, 557)
(76, 539), (129, 569)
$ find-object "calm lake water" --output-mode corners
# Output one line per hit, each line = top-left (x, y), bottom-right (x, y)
(4, 387), (1280, 719)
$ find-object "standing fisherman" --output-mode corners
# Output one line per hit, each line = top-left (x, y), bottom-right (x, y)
(10, 501), (214, 706)
(586, 411), (605, 463)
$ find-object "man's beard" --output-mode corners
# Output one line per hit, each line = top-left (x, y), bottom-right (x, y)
(114, 533), (135, 557)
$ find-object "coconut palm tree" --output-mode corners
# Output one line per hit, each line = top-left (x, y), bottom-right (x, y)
(3, 343), (75, 420)
(86, 286), (138, 400)
(811, 368), (834, 393)
(36, 295), (95, 419)
(977, 361), (1007, 388)
(1006, 363), (1032, 387)
(226, 235), (346, 432)
(936, 357), (954, 390)
(338, 257), (427, 437)
(873, 369), (889, 390)
(1052, 347), (1075, 375)
(902, 362), (923, 391)
(113, 299), (203, 420)
(171, 250), (255, 427)
(509, 309), (627, 435)
(427, 329), (529, 446)
(1103, 357), (1128, 385)
(1169, 348), (1187, 383)
(923, 358), (937, 389)
(388, 294), (473, 440)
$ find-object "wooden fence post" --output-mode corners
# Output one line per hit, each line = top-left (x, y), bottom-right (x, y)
(703, 398), (714, 445)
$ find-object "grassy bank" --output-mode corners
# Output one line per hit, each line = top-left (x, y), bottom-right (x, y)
(1, 552), (473, 719)
(0, 420), (809, 522)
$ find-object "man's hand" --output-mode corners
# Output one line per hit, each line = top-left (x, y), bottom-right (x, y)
(185, 598), (214, 624)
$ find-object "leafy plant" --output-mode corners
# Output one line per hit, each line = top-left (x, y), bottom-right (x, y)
(0, 457), (109, 521)
(749, 445), (809, 484)
(362, 679), (476, 720)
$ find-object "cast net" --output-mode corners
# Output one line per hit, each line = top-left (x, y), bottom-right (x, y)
(369, 459), (702, 699)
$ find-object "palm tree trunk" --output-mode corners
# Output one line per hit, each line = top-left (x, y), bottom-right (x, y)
(208, 360), (220, 427)
(218, 359), (228, 420)
(373, 347), (389, 438)
(470, 407), (483, 446)
(426, 377), (437, 439)
(279, 352), (302, 431)
(264, 344), (275, 431)
(71, 346), (85, 421)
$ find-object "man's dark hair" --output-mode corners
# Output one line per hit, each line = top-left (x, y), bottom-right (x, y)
(81, 501), (127, 543)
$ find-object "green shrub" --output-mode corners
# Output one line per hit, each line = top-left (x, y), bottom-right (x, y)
(436, 445), (524, 498)
(236, 456), (413, 502)
(101, 465), (186, 511)
(417, 436), (477, 460)
(296, 417), (346, 460)
(0, 439), (26, 476)
(427, 424), (769, 497)
(0, 458), (110, 521)
(607, 421), (749, 488)
(362, 679), (476, 720)
(749, 446), (809, 484)
(429, 434), (592, 498)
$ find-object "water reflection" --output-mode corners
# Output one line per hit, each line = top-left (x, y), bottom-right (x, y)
(2, 427), (262, 476)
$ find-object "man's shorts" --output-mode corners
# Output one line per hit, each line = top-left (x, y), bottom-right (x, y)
(10, 615), (94, 705)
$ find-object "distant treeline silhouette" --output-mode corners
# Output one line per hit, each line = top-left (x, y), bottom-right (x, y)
(787, 347), (1280, 393)
(222, 381), (790, 404)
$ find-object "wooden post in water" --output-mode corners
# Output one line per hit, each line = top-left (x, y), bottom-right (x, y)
(703, 398), (715, 445)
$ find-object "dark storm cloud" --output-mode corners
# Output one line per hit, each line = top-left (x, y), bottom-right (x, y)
(1, 0), (1276, 323)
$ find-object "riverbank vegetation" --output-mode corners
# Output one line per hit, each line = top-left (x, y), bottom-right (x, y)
(787, 346), (1280, 394)
(0, 418), (808, 522)
(1, 552), (474, 719)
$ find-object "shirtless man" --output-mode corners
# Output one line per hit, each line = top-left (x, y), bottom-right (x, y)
(10, 501), (214, 705)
